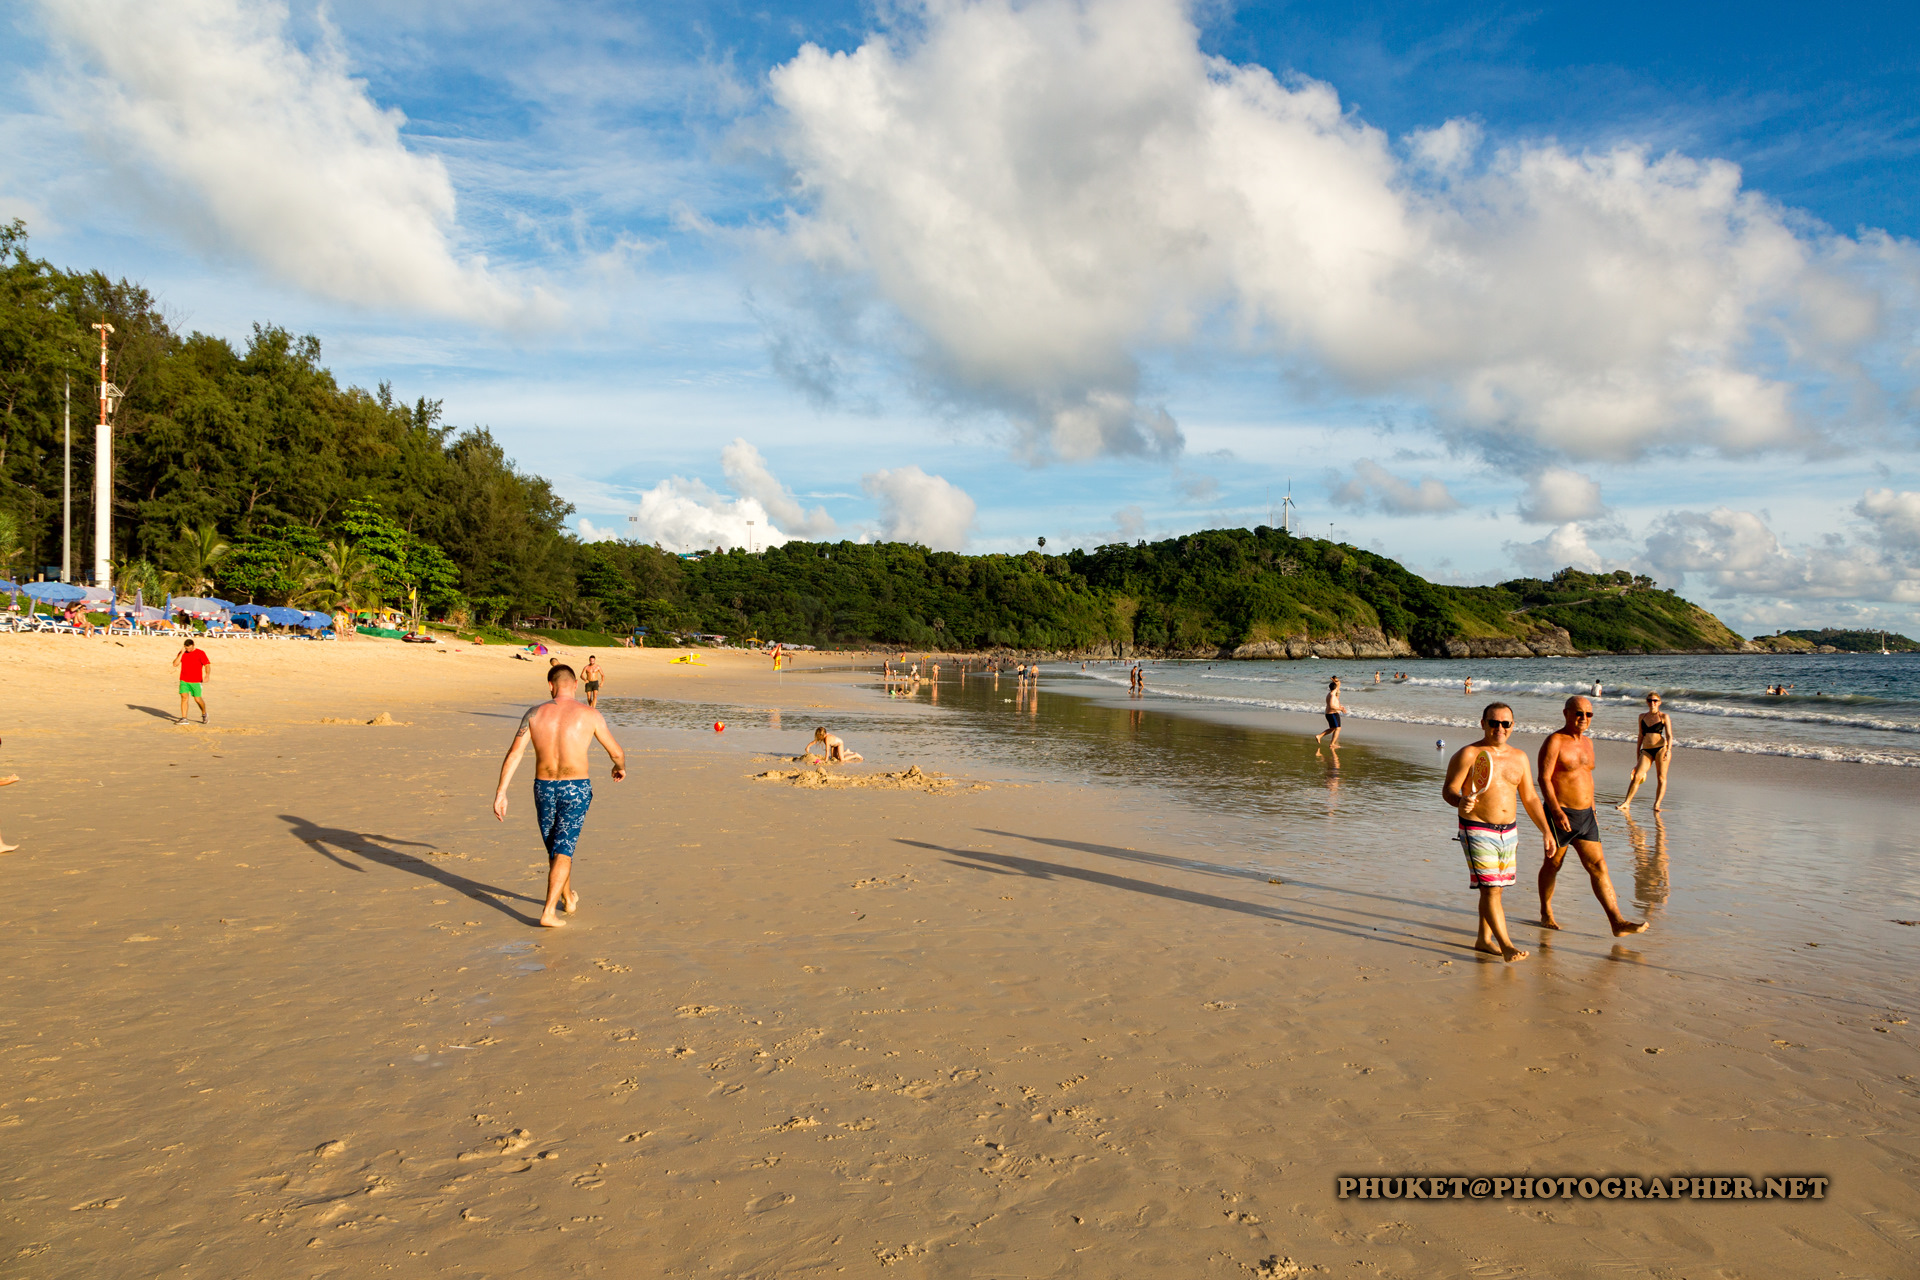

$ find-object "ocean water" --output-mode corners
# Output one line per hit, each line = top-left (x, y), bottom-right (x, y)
(1079, 652), (1920, 768)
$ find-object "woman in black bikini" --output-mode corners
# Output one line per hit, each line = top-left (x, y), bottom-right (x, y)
(1618, 692), (1673, 812)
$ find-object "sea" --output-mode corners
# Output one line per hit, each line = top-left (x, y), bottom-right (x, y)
(1081, 652), (1920, 768)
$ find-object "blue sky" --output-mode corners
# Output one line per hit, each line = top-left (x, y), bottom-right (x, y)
(4, 0), (1918, 633)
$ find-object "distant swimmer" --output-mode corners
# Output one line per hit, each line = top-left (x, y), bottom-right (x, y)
(1464, 676), (1474, 694)
(581, 654), (604, 707)
(1314, 676), (1345, 750)
(1592, 680), (1602, 699)
(1374, 670), (1382, 683)
(1441, 702), (1556, 961)
(1618, 692), (1673, 812)
(1538, 697), (1648, 936)
(804, 727), (864, 764)
(493, 663), (627, 928)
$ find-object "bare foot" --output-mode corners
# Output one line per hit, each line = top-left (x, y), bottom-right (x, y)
(1502, 945), (1529, 962)
(1612, 919), (1650, 935)
(562, 889), (580, 913)
(0, 842), (18, 854)
(1653, 803), (1663, 811)
(1615, 800), (1632, 812)
(537, 913), (568, 928)
(1539, 906), (1562, 929)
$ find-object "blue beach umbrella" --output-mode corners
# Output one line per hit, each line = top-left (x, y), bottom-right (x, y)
(22, 581), (88, 603)
(262, 606), (307, 626)
(230, 603), (268, 616)
(302, 610), (333, 629)
(0, 579), (20, 593)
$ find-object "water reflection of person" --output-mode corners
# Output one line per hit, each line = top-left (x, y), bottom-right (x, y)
(1622, 813), (1670, 914)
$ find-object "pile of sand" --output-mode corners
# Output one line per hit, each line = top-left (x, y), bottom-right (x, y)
(752, 763), (984, 792)
(320, 711), (407, 726)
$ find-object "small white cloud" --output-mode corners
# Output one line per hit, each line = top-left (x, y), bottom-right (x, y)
(1328, 459), (1461, 515)
(721, 439), (837, 537)
(1408, 118), (1482, 172)
(1518, 467), (1607, 523)
(575, 517), (618, 544)
(626, 477), (786, 554)
(1506, 522), (1611, 576)
(1110, 505), (1147, 542)
(37, 0), (553, 325)
(861, 466), (977, 550)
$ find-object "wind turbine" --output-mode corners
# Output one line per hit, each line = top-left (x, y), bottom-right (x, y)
(1280, 480), (1297, 534)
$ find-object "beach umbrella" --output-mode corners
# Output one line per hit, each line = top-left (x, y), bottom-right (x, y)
(230, 603), (268, 616)
(22, 581), (88, 603)
(262, 606), (307, 626)
(0, 579), (20, 593)
(301, 610), (332, 629)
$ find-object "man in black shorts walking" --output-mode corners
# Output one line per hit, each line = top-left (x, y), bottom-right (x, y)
(1314, 676), (1344, 750)
(1538, 696), (1647, 936)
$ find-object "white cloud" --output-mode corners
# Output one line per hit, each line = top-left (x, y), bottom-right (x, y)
(1858, 488), (1920, 550)
(575, 517), (618, 543)
(1111, 504), (1147, 542)
(1506, 522), (1611, 576)
(1328, 458), (1460, 515)
(36, 0), (552, 325)
(720, 438), (837, 537)
(1518, 467), (1606, 523)
(1642, 505), (1920, 602)
(861, 466), (977, 549)
(625, 477), (786, 554)
(764, 0), (1916, 462)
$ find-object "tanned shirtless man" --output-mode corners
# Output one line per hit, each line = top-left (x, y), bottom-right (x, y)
(1314, 676), (1345, 750)
(1537, 696), (1648, 936)
(1441, 702), (1556, 962)
(493, 664), (626, 927)
(581, 655), (604, 707)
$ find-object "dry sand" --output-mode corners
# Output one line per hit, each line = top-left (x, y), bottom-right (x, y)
(0, 633), (1914, 1277)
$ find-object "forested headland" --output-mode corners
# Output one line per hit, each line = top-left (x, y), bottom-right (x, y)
(1, 224), (1751, 655)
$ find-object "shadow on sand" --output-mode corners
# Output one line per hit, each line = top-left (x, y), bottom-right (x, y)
(279, 814), (539, 924)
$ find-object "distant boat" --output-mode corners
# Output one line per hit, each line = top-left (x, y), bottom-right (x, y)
(1883, 631), (1892, 655)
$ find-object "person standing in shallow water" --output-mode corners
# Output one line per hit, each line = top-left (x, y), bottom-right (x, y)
(1618, 692), (1674, 812)
(493, 664), (627, 928)
(1314, 676), (1344, 750)
(1442, 702), (1556, 962)
(1537, 696), (1648, 937)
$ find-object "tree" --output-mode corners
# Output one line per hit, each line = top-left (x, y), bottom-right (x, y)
(342, 498), (460, 629)
(169, 522), (229, 593)
(295, 538), (382, 614)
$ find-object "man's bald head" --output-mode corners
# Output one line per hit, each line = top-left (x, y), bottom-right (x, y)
(1563, 695), (1593, 726)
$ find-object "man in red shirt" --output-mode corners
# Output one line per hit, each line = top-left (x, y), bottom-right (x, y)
(174, 639), (212, 725)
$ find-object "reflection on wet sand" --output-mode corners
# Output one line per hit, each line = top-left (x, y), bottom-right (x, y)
(1623, 813), (1670, 913)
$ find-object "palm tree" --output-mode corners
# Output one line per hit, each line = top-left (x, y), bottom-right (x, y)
(295, 539), (382, 615)
(0, 510), (23, 579)
(171, 523), (230, 594)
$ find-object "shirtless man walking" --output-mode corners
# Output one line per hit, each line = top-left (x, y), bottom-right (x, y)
(1441, 702), (1556, 961)
(580, 655), (604, 707)
(1314, 676), (1345, 749)
(1537, 696), (1648, 936)
(493, 664), (626, 928)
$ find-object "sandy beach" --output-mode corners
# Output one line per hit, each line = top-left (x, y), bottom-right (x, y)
(2, 634), (1915, 1278)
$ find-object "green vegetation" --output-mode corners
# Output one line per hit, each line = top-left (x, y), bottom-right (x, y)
(1760, 628), (1919, 653)
(1495, 568), (1747, 652)
(0, 224), (1749, 656)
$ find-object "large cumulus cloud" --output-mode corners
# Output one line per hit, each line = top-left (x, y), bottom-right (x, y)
(763, 0), (1915, 462)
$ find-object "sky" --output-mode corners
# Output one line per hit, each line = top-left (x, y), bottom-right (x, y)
(3, 0), (1918, 634)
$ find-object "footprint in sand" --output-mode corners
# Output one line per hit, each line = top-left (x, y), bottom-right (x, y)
(458, 1129), (533, 1160)
(1202, 1001), (1237, 1011)
(68, 1196), (124, 1212)
(311, 1140), (345, 1158)
(748, 1192), (794, 1213)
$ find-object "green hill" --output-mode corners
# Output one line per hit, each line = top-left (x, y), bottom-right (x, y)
(1752, 628), (1918, 653)
(600, 532), (1748, 658)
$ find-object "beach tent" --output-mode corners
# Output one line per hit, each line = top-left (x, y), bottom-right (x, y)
(262, 606), (308, 626)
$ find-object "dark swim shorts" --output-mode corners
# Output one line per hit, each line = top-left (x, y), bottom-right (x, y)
(533, 778), (593, 862)
(1325, 713), (1343, 728)
(1553, 805), (1602, 850)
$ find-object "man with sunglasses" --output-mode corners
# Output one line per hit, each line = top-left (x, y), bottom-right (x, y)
(1538, 696), (1648, 936)
(1442, 703), (1555, 962)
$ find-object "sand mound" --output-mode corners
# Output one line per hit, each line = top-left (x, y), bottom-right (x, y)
(321, 711), (408, 726)
(752, 763), (984, 793)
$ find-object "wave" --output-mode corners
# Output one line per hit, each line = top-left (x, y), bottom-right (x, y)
(1076, 669), (1920, 767)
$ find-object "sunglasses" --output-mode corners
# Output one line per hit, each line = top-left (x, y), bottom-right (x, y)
(1571, 712), (1593, 719)
(1485, 719), (1513, 728)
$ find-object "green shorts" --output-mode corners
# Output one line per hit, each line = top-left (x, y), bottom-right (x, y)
(179, 681), (204, 697)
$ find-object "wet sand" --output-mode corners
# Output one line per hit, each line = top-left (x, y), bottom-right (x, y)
(1, 636), (1914, 1277)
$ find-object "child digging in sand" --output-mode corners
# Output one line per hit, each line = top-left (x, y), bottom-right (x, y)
(803, 728), (863, 764)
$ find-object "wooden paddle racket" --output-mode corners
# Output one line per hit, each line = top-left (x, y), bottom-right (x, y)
(1460, 748), (1493, 814)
